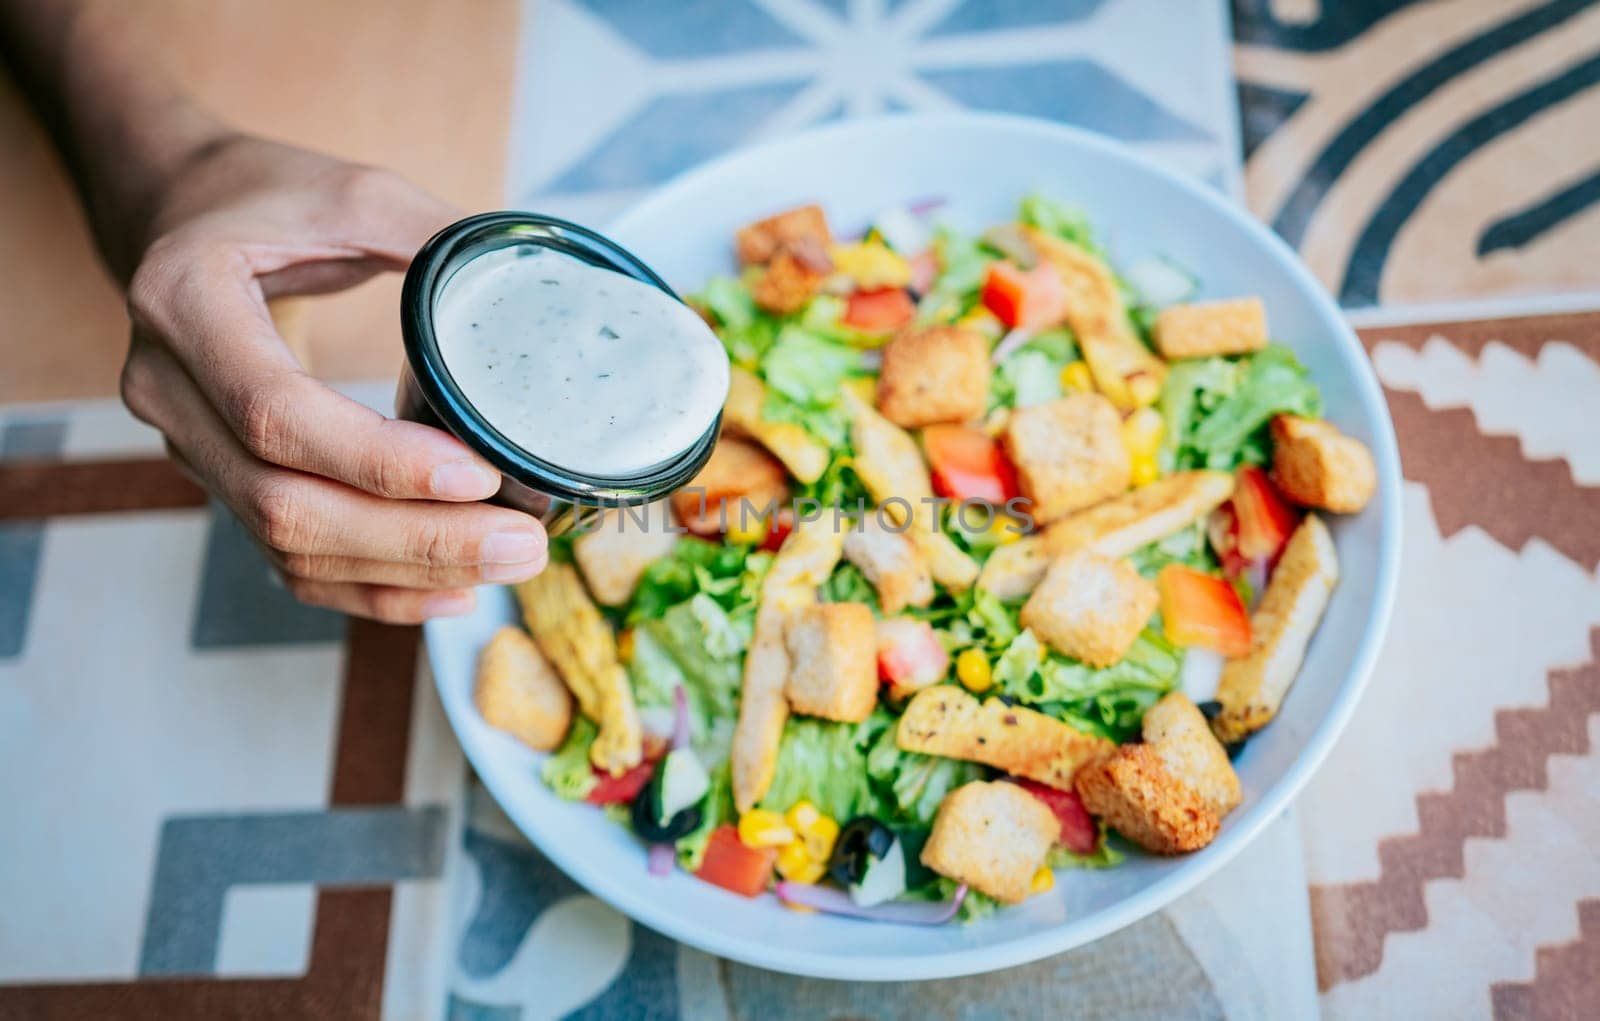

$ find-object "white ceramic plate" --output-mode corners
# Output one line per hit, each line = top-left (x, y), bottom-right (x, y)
(424, 113), (1402, 981)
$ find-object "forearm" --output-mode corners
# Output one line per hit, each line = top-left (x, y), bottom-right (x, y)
(0, 0), (231, 281)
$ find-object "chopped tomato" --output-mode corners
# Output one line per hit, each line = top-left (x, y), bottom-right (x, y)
(1015, 778), (1099, 856)
(981, 261), (1066, 330)
(759, 508), (795, 553)
(1232, 465), (1298, 563)
(1206, 503), (1251, 578)
(584, 735), (668, 805)
(695, 824), (777, 897)
(923, 424), (1019, 505)
(843, 287), (915, 333)
(1158, 564), (1252, 658)
(908, 249), (938, 295)
(876, 618), (950, 697)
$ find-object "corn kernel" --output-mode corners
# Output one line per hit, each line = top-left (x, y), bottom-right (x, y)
(991, 514), (1026, 545)
(776, 839), (826, 883)
(1059, 361), (1094, 393)
(956, 648), (993, 693)
(1131, 456), (1160, 488)
(1128, 371), (1162, 407)
(616, 629), (635, 664)
(724, 515), (766, 547)
(828, 241), (910, 290)
(1122, 407), (1165, 458)
(787, 802), (840, 863)
(785, 799), (821, 831)
(844, 376), (878, 404)
(1030, 865), (1055, 894)
(737, 809), (795, 849)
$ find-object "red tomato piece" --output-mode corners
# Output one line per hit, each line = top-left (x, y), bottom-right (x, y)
(1015, 778), (1100, 856)
(843, 288), (916, 333)
(586, 760), (655, 805)
(1231, 465), (1298, 563)
(981, 261), (1066, 330)
(875, 618), (950, 696)
(759, 509), (795, 553)
(694, 825), (777, 897)
(923, 424), (1019, 506)
(1158, 564), (1253, 657)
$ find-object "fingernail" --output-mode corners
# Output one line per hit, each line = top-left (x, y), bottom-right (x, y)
(431, 460), (499, 500)
(481, 529), (543, 564)
(423, 591), (475, 618)
(481, 559), (544, 583)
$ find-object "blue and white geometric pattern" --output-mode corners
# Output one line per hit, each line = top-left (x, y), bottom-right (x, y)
(508, 0), (1243, 223)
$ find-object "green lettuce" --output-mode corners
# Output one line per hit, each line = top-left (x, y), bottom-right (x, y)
(625, 539), (768, 626)
(1127, 522), (1218, 579)
(676, 760), (735, 871)
(820, 561), (879, 609)
(1048, 823), (1126, 870)
(995, 628), (1181, 742)
(991, 328), (1079, 410)
(541, 718), (599, 801)
(759, 326), (862, 408)
(696, 275), (778, 367)
(918, 225), (994, 321)
(1161, 344), (1321, 471)
(1019, 193), (1100, 254)
(865, 720), (984, 827)
(757, 713), (891, 821)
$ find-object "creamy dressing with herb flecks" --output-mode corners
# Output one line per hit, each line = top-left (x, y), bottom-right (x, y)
(435, 245), (728, 477)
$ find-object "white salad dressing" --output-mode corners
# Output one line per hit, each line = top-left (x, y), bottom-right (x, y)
(435, 245), (729, 477)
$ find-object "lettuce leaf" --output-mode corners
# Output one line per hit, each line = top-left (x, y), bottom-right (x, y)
(994, 628), (1181, 742)
(757, 713), (892, 821)
(865, 720), (985, 827)
(918, 225), (994, 321)
(1019, 193), (1100, 255)
(695, 275), (779, 368)
(676, 759), (734, 871)
(759, 326), (863, 409)
(1161, 345), (1321, 471)
(541, 718), (599, 801)
(625, 539), (767, 626)
(991, 328), (1079, 410)
(1127, 522), (1218, 579)
(1048, 823), (1125, 870)
(820, 561), (879, 609)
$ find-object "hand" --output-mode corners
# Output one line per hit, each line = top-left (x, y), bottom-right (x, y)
(119, 135), (547, 623)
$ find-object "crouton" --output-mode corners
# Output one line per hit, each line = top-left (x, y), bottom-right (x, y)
(845, 390), (979, 591)
(1270, 415), (1377, 514)
(1154, 297), (1268, 359)
(1074, 745), (1219, 854)
(897, 685), (1114, 790)
(752, 246), (825, 315)
(1141, 692), (1240, 816)
(1020, 551), (1157, 667)
(474, 626), (573, 751)
(921, 781), (1060, 903)
(670, 436), (789, 535)
(784, 602), (878, 722)
(875, 325), (990, 428)
(732, 518), (845, 811)
(1001, 394), (1130, 524)
(572, 503), (679, 607)
(843, 514), (933, 614)
(736, 204), (831, 266)
(516, 564), (642, 774)
(875, 617), (950, 700)
(1212, 515), (1339, 743)
(977, 470), (1234, 601)
(724, 366), (829, 484)
(1022, 226), (1165, 410)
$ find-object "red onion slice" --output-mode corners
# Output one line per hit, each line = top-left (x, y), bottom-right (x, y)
(906, 195), (947, 216)
(671, 685), (691, 752)
(648, 842), (676, 877)
(774, 881), (968, 924)
(989, 328), (1034, 366)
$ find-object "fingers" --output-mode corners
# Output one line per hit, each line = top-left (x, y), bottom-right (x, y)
(128, 249), (500, 502)
(273, 552), (545, 589)
(126, 337), (548, 573)
(281, 577), (479, 624)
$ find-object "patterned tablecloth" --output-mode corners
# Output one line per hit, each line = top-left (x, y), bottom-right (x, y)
(2, 2), (1597, 1018)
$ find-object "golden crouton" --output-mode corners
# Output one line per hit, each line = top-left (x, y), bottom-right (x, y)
(670, 436), (789, 535)
(843, 515), (934, 614)
(752, 246), (825, 316)
(724, 366), (829, 485)
(1212, 515), (1339, 743)
(1270, 415), (1377, 514)
(1002, 394), (1130, 524)
(1022, 226), (1165, 410)
(572, 503), (679, 607)
(977, 470), (1234, 601)
(475, 626), (573, 751)
(736, 204), (832, 266)
(1020, 551), (1157, 667)
(516, 564), (642, 775)
(921, 781), (1061, 904)
(784, 602), (879, 722)
(845, 390), (979, 591)
(875, 325), (990, 428)
(1154, 297), (1269, 359)
(732, 519), (846, 812)
(1075, 745), (1219, 854)
(897, 685), (1113, 790)
(1140, 692), (1240, 816)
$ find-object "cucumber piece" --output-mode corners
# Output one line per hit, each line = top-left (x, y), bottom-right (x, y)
(657, 749), (710, 824)
(849, 837), (907, 908)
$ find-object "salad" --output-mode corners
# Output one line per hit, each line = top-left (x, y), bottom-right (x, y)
(472, 195), (1378, 922)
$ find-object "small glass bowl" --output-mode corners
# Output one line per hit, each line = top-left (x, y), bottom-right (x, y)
(397, 212), (721, 536)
